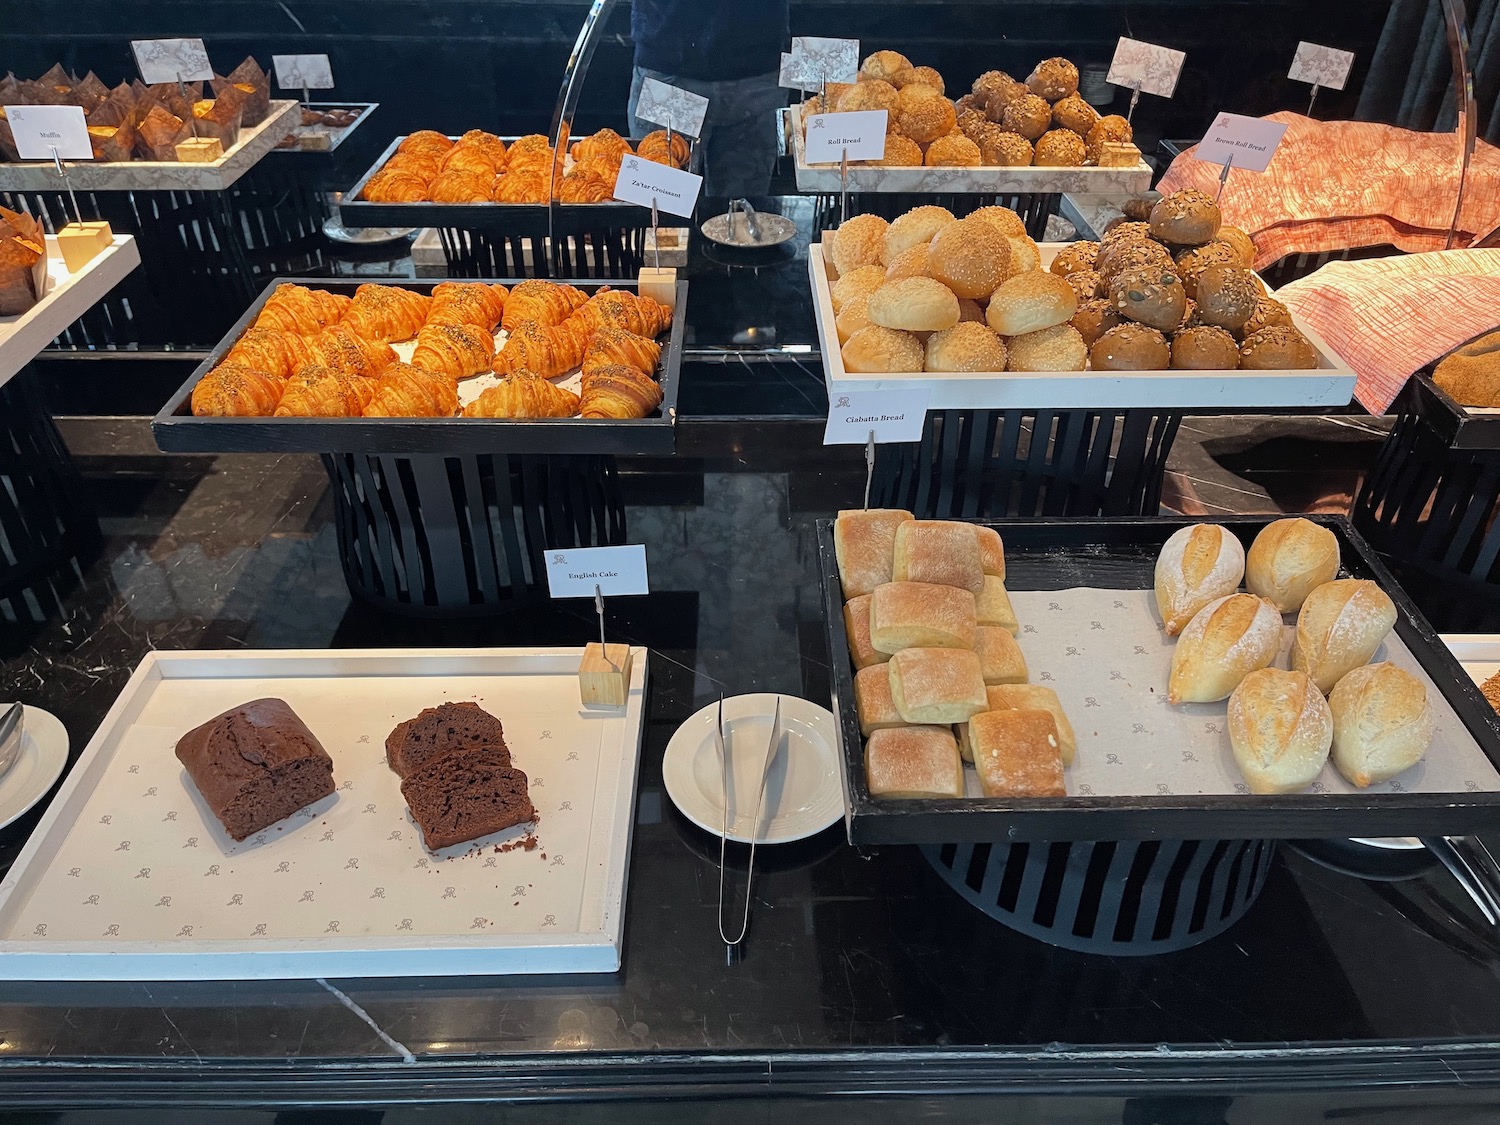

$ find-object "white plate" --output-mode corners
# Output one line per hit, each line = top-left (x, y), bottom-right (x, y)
(0, 705), (69, 830)
(663, 693), (842, 844)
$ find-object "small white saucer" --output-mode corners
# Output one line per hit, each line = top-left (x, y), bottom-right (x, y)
(0, 705), (70, 831)
(663, 693), (842, 844)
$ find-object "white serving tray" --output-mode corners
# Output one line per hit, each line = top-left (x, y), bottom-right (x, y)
(0, 100), (299, 192)
(810, 243), (1359, 410)
(1443, 634), (1500, 685)
(0, 647), (647, 980)
(0, 234), (140, 389)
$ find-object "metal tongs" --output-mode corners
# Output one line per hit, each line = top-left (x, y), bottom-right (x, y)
(0, 703), (24, 781)
(715, 695), (782, 961)
(729, 198), (764, 246)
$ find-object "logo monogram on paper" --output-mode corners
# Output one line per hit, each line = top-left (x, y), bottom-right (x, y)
(253, 923), (268, 936)
(344, 858), (359, 870)
(1156, 782), (1173, 795)
(470, 917), (489, 929)
(363, 803), (377, 814)
(1106, 754), (1122, 765)
(227, 894), (243, 906)
(143, 786), (157, 797)
(542, 914), (557, 927)
(325, 921), (340, 933)
(388, 830), (403, 841)
(442, 886), (457, 899)
(541, 731), (552, 740)
(566, 752), (578, 761)
(177, 925), (194, 938)
(33, 924), (46, 936)
(371, 887), (385, 899)
(1085, 696), (1099, 708)
(1132, 723), (1148, 735)
(550, 854), (566, 867)
(67, 867), (81, 877)
(513, 885), (527, 897)
(1040, 671), (1054, 681)
(834, 395), (851, 409)
(414, 858), (429, 869)
(1079, 784), (1095, 796)
(483, 857), (497, 867)
(155, 896), (171, 906)
(1134, 645), (1149, 655)
(99, 815), (112, 824)
(275, 861), (291, 873)
(299, 890), (315, 902)
(559, 800), (573, 811)
(183, 836), (198, 848)
(205, 864), (220, 876)
(104, 924), (120, 937)
(82, 894), (100, 905)
(321, 829), (335, 842)
(1109, 671), (1124, 681)
(397, 918), (413, 931)
(358, 734), (370, 744)
(127, 766), (139, 775)
(116, 840), (130, 851)
(135, 867), (150, 878)
(162, 811), (176, 822)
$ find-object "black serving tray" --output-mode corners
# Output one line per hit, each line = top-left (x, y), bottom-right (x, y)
(151, 276), (687, 456)
(818, 514), (1500, 844)
(1402, 366), (1500, 451)
(270, 102), (380, 157)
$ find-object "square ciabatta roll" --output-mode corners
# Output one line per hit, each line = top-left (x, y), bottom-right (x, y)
(969, 708), (1066, 798)
(834, 508), (913, 599)
(865, 725), (964, 799)
(893, 520), (985, 594)
(976, 575), (1018, 634)
(843, 593), (889, 670)
(975, 624), (1027, 685)
(887, 646), (988, 724)
(855, 663), (906, 737)
(984, 683), (1076, 765)
(974, 524), (1006, 580)
(870, 580), (977, 654)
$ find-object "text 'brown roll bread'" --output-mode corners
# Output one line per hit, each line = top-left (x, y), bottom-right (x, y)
(1154, 523), (1247, 636)
(1168, 593), (1282, 704)
(1329, 662), (1434, 787)
(1227, 668), (1332, 793)
(1245, 517), (1340, 613)
(1292, 578), (1397, 694)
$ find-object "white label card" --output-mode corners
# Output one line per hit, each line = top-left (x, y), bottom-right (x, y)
(635, 77), (709, 139)
(131, 38), (213, 84)
(612, 154), (702, 219)
(5, 104), (92, 161)
(1288, 42), (1355, 90)
(1106, 37), (1186, 99)
(1196, 112), (1289, 173)
(803, 111), (888, 163)
(273, 54), (335, 91)
(545, 545), (650, 598)
(823, 389), (930, 445)
(781, 36), (860, 89)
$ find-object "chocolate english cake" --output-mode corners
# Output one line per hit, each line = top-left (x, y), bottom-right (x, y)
(175, 698), (336, 840)
(386, 701), (534, 852)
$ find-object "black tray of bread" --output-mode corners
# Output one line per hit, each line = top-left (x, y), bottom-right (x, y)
(818, 514), (1500, 844)
(151, 276), (686, 456)
(271, 102), (379, 157)
(1400, 331), (1500, 450)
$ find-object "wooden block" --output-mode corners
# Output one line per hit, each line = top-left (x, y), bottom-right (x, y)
(1098, 141), (1142, 168)
(579, 642), (633, 708)
(57, 221), (113, 273)
(175, 137), (225, 163)
(637, 266), (677, 308)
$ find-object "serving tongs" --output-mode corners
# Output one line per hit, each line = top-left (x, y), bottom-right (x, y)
(729, 198), (764, 245)
(716, 695), (782, 962)
(0, 703), (23, 781)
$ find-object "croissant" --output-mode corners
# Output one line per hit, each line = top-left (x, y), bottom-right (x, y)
(568, 289), (672, 339)
(427, 281), (507, 330)
(191, 363), (284, 417)
(504, 134), (553, 163)
(382, 152), (441, 182)
(306, 325), (399, 379)
(571, 128), (631, 168)
(341, 284), (432, 342)
(493, 173), (546, 204)
(495, 320), (587, 379)
(225, 326), (314, 380)
(398, 129), (453, 156)
(582, 326), (662, 377)
(362, 169), (429, 202)
(439, 145), (501, 178)
(579, 363), (664, 420)
(255, 284), (349, 335)
(273, 365), (376, 417)
(559, 169), (612, 203)
(636, 129), (690, 168)
(410, 323), (495, 380)
(502, 280), (589, 331)
(429, 170), (495, 203)
(463, 370), (580, 418)
(457, 129), (507, 156)
(364, 362), (460, 418)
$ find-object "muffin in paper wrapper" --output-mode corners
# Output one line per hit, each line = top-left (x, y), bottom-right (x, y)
(0, 207), (48, 316)
(218, 57), (270, 127)
(189, 84), (247, 149)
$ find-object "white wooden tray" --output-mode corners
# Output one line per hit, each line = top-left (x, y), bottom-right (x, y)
(1444, 634), (1500, 686)
(0, 101), (299, 192)
(0, 234), (140, 389)
(0, 647), (647, 980)
(810, 243), (1359, 410)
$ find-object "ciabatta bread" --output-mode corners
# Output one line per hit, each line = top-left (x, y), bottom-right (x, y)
(969, 709), (1066, 797)
(984, 683), (1076, 765)
(974, 624), (1028, 685)
(834, 508), (914, 598)
(870, 581), (978, 654)
(975, 575), (1018, 634)
(855, 663), (907, 737)
(893, 520), (985, 593)
(843, 594), (889, 670)
(865, 725), (964, 799)
(887, 647), (988, 724)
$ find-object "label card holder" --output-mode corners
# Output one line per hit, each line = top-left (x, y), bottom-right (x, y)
(1289, 42), (1355, 90)
(545, 546), (650, 599)
(1196, 112), (1289, 174)
(788, 36), (860, 86)
(131, 38), (213, 84)
(612, 155), (703, 219)
(273, 54), (335, 90)
(803, 111), (888, 163)
(636, 77), (709, 139)
(1106, 37), (1186, 99)
(823, 388), (930, 446)
(5, 105), (92, 161)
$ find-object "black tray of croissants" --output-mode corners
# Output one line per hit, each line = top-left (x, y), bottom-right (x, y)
(819, 514), (1500, 845)
(151, 276), (687, 456)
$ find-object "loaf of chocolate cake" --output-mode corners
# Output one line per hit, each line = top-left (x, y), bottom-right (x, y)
(175, 698), (336, 840)
(384, 701), (510, 778)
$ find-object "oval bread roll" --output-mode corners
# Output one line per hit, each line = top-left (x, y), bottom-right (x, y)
(882, 205), (956, 264)
(1329, 662), (1434, 787)
(1154, 523), (1246, 636)
(842, 325), (923, 372)
(986, 271), (1077, 336)
(1245, 517), (1340, 613)
(1167, 593), (1282, 704)
(868, 277), (961, 332)
(1227, 668), (1332, 793)
(1291, 579), (1397, 694)
(884, 242), (931, 281)
(835, 291), (873, 344)
(925, 322), (1008, 372)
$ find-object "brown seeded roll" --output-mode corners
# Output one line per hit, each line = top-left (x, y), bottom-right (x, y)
(1171, 325), (1240, 370)
(1026, 57), (1080, 101)
(969, 206), (1029, 240)
(986, 130), (1034, 166)
(1097, 238), (1174, 286)
(1002, 93), (1053, 140)
(1090, 323), (1170, 370)
(928, 218), (1012, 299)
(987, 270), (1078, 335)
(1150, 189), (1223, 246)
(1085, 115), (1133, 162)
(1218, 225), (1257, 267)
(957, 108), (989, 138)
(1101, 219), (1153, 247)
(838, 80), (900, 115)
(902, 65), (945, 93)
(1121, 197), (1156, 222)
(896, 84), (957, 144)
(955, 93), (985, 116)
(1034, 129), (1087, 166)
(1175, 241), (1239, 298)
(957, 297), (986, 324)
(1240, 326), (1319, 370)
(1070, 299), (1122, 347)
(831, 263), (888, 313)
(1176, 298), (1201, 331)
(883, 205), (957, 264)
(842, 325), (924, 373)
(972, 70), (1015, 100)
(868, 277), (961, 332)
(1064, 269), (1104, 302)
(1111, 266), (1187, 332)
(983, 77), (1032, 122)
(1243, 296), (1294, 338)
(1052, 93), (1100, 135)
(1195, 266), (1261, 332)
(1050, 241), (1099, 276)
(926, 134), (982, 167)
(884, 242), (931, 281)
(925, 321), (1009, 372)
(1007, 323), (1087, 371)
(829, 213), (890, 275)
(861, 50), (915, 87)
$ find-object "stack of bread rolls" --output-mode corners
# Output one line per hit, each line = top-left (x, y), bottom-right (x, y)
(1155, 517), (1432, 792)
(835, 509), (1075, 801)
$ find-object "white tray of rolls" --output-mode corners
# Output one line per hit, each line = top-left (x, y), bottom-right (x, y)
(810, 198), (1359, 410)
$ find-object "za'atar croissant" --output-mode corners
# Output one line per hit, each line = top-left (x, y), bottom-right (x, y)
(274, 365), (375, 417)
(363, 362), (459, 418)
(495, 320), (587, 380)
(463, 369), (580, 418)
(255, 285), (349, 335)
(306, 325), (398, 380)
(427, 282), (507, 330)
(225, 327), (314, 381)
(191, 363), (284, 417)
(341, 283), (432, 342)
(579, 363), (663, 420)
(410, 323), (495, 380)
(501, 280), (588, 331)
(582, 326), (661, 377)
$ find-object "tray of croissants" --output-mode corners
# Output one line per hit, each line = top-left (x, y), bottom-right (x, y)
(818, 512), (1500, 845)
(151, 275), (686, 455)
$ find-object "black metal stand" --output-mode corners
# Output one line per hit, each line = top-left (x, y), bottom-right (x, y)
(812, 192), (1060, 241)
(321, 451), (626, 615)
(434, 221), (649, 281)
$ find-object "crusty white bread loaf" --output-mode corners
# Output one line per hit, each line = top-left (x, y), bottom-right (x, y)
(855, 663), (907, 737)
(1167, 593), (1282, 704)
(893, 520), (985, 593)
(843, 594), (890, 670)
(974, 525), (1006, 579)
(834, 508), (913, 598)
(1329, 662), (1433, 787)
(969, 709), (1066, 797)
(974, 624), (1028, 685)
(1155, 523), (1246, 636)
(869, 581), (978, 653)
(1291, 578), (1397, 694)
(865, 724), (964, 799)
(1227, 668), (1332, 793)
(975, 575), (1018, 634)
(984, 683), (1076, 765)
(1245, 517), (1340, 613)
(887, 647), (988, 724)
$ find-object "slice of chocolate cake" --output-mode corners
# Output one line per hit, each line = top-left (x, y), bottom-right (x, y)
(175, 698), (336, 841)
(385, 701), (510, 778)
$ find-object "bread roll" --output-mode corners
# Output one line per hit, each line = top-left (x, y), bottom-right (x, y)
(828, 213), (890, 276)
(887, 647), (988, 724)
(1089, 324), (1169, 370)
(1170, 325), (1239, 370)
(1002, 93), (1052, 140)
(835, 292), (873, 345)
(970, 709), (1066, 797)
(975, 624), (1028, 685)
(1242, 297), (1294, 338)
(1245, 517), (1340, 613)
(1034, 129), (1086, 167)
(1240, 326), (1319, 370)
(928, 218), (1011, 300)
(865, 725), (964, 799)
(1154, 523), (1247, 636)
(976, 575), (1018, 633)
(831, 264), (888, 314)
(1329, 662), (1434, 787)
(860, 50), (914, 86)
(967, 206), (1028, 240)
(1052, 94), (1099, 135)
(855, 663), (907, 736)
(984, 683), (1076, 764)
(1195, 266), (1260, 332)
(925, 322), (1007, 372)
(1064, 269), (1104, 302)
(843, 593), (890, 670)
(884, 242), (930, 281)
(1292, 579), (1397, 693)
(883, 205), (956, 264)
(834, 508), (913, 598)
(1227, 668), (1332, 793)
(868, 277), (960, 332)
(925, 134), (982, 167)
(894, 83), (957, 144)
(1111, 266), (1187, 332)
(1027, 57), (1079, 100)
(838, 79), (899, 116)
(1071, 299), (1122, 348)
(1167, 593), (1282, 704)
(1149, 189), (1222, 247)
(1006, 323), (1087, 371)
(1004, 236), (1043, 275)
(1219, 225), (1256, 267)
(893, 520), (985, 593)
(870, 580), (978, 653)
(842, 325), (923, 373)
(974, 525), (1005, 579)
(987, 271), (1078, 336)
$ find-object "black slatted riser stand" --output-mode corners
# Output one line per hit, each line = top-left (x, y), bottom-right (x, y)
(436, 224), (648, 281)
(812, 192), (1059, 240)
(923, 838), (1276, 955)
(322, 451), (625, 615)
